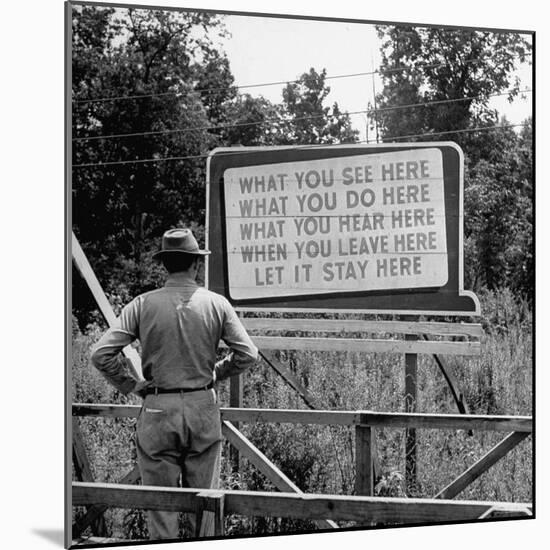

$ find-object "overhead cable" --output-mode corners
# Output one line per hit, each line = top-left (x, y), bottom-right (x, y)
(72, 122), (529, 168)
(73, 88), (532, 142)
(72, 54), (531, 104)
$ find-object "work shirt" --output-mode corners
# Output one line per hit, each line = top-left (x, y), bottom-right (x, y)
(91, 274), (258, 394)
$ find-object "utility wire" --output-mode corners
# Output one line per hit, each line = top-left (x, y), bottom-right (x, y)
(73, 71), (376, 104)
(366, 122), (528, 143)
(72, 122), (529, 168)
(72, 54), (531, 105)
(73, 88), (532, 142)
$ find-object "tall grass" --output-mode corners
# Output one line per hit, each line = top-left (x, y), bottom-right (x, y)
(71, 287), (532, 539)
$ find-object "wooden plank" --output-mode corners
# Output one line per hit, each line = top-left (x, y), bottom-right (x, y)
(195, 491), (225, 537)
(242, 318), (484, 338)
(358, 412), (532, 433)
(221, 408), (360, 426)
(72, 232), (143, 379)
(72, 465), (141, 537)
(72, 421), (95, 483)
(229, 374), (244, 473)
(72, 421), (107, 538)
(222, 421), (301, 492)
(250, 336), (480, 356)
(73, 481), (197, 512)
(405, 338), (418, 492)
(223, 493), (529, 524)
(222, 420), (338, 530)
(434, 432), (531, 500)
(73, 482), (531, 524)
(355, 426), (374, 496)
(72, 404), (532, 433)
(260, 350), (321, 409)
(478, 505), (532, 519)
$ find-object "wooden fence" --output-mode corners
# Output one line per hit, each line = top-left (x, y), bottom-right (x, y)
(72, 404), (532, 540)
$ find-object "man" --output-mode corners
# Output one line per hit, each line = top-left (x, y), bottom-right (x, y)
(91, 228), (258, 540)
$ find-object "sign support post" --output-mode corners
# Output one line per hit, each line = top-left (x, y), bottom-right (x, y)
(405, 333), (418, 494)
(229, 375), (243, 472)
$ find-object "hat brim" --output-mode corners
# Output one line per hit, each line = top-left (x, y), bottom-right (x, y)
(153, 249), (211, 261)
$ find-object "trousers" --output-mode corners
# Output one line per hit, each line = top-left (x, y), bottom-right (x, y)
(136, 389), (222, 539)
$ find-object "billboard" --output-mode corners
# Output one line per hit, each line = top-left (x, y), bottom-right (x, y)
(207, 144), (480, 315)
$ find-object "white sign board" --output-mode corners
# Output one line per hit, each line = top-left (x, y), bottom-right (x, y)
(223, 148), (448, 300)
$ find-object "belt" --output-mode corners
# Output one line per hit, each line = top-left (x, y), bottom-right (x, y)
(145, 382), (214, 395)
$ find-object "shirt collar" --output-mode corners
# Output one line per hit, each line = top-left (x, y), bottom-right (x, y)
(165, 273), (198, 288)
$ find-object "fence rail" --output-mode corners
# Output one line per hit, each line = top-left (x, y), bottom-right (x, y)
(240, 318), (485, 337)
(73, 482), (531, 526)
(72, 404), (532, 432)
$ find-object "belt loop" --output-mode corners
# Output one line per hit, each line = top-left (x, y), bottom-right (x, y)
(154, 387), (159, 395)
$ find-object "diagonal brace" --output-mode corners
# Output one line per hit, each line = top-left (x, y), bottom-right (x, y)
(434, 431), (530, 500)
(222, 420), (338, 530)
(72, 465), (141, 538)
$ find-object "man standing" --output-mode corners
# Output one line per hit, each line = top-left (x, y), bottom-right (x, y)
(91, 228), (258, 540)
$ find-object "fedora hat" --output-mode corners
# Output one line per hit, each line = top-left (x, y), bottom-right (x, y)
(152, 228), (211, 260)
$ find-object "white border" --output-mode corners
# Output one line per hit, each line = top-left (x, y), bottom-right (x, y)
(206, 142), (481, 317)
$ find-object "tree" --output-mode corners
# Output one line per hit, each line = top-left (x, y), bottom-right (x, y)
(72, 6), (234, 320)
(220, 93), (285, 146)
(373, 26), (533, 299)
(279, 68), (359, 145)
(463, 117), (533, 297)
(219, 68), (359, 148)
(372, 26), (530, 152)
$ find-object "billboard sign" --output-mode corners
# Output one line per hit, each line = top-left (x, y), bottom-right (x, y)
(207, 144), (479, 316)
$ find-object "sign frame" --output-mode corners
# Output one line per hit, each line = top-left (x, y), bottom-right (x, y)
(206, 143), (480, 317)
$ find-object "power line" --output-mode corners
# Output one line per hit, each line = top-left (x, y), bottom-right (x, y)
(72, 122), (529, 169)
(72, 54), (531, 105)
(73, 71), (375, 104)
(367, 123), (529, 143)
(73, 88), (532, 142)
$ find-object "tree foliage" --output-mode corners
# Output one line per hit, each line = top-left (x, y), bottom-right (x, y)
(279, 68), (358, 145)
(72, 7), (359, 323)
(373, 25), (533, 299)
(218, 68), (359, 147)
(464, 117), (532, 296)
(372, 26), (530, 147)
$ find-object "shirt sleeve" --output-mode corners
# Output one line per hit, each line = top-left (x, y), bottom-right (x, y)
(214, 299), (258, 382)
(90, 298), (140, 395)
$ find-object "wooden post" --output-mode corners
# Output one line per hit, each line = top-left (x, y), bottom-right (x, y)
(404, 334), (418, 494)
(229, 374), (243, 472)
(195, 491), (225, 537)
(355, 425), (374, 496)
(72, 420), (107, 537)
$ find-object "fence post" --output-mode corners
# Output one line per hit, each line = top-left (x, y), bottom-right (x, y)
(195, 491), (225, 537)
(72, 420), (108, 538)
(405, 334), (418, 494)
(229, 374), (243, 472)
(355, 425), (374, 496)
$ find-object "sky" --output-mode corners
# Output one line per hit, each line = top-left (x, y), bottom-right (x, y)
(220, 14), (533, 141)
